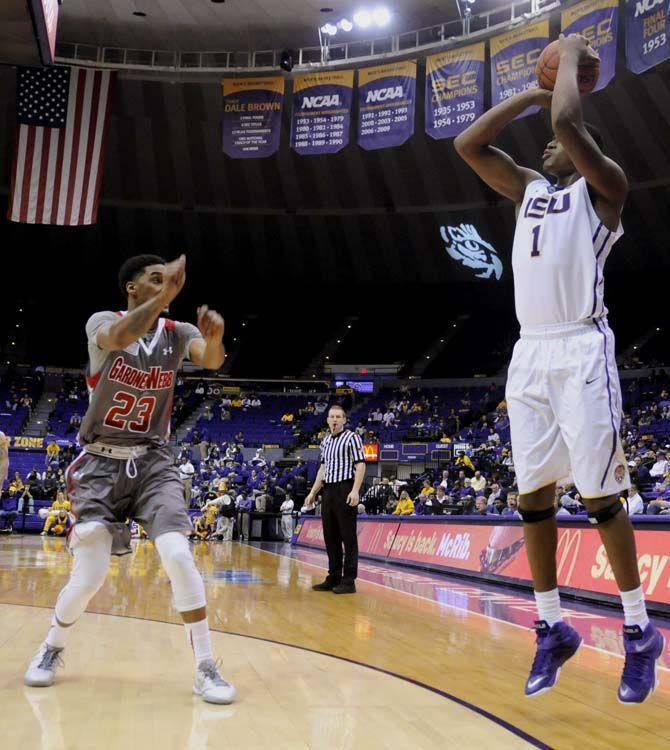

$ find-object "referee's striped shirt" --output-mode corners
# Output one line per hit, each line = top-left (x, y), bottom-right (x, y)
(320, 429), (365, 483)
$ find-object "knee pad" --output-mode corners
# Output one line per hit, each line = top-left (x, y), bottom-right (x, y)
(518, 506), (556, 524)
(587, 499), (623, 525)
(155, 532), (206, 612)
(55, 523), (112, 624)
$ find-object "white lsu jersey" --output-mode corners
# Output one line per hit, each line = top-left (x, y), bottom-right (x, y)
(512, 177), (623, 332)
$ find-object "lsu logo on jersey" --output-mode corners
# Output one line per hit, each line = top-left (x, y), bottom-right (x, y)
(523, 193), (571, 220)
(440, 223), (503, 281)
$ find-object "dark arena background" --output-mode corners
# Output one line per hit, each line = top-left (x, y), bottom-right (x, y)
(0, 2), (669, 749)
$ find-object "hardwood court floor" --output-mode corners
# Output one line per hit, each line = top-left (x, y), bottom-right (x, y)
(0, 536), (669, 749)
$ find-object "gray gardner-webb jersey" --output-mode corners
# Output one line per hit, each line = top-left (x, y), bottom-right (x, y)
(78, 311), (203, 447)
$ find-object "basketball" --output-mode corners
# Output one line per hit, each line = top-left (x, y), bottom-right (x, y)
(536, 39), (600, 94)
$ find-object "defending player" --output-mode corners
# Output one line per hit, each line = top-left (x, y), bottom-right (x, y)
(24, 254), (236, 705)
(455, 34), (663, 703)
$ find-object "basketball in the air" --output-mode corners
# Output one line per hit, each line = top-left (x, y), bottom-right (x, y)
(535, 39), (600, 94)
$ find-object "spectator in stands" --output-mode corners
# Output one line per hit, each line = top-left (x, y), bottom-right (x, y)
(418, 480), (435, 500)
(178, 456), (195, 504)
(626, 484), (645, 515)
(474, 496), (489, 516)
(455, 451), (475, 477)
(254, 485), (271, 513)
(6, 471), (24, 498)
(650, 451), (669, 478)
(490, 496), (507, 515)
(393, 491), (415, 515)
(503, 492), (521, 518)
(383, 409), (396, 428)
(281, 411), (294, 424)
(46, 440), (60, 467)
(68, 413), (82, 434)
(17, 483), (35, 515)
(471, 471), (487, 493)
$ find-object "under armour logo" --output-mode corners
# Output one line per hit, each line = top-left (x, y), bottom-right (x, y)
(163, 347), (173, 356)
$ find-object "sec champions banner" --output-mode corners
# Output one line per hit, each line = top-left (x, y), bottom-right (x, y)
(358, 60), (416, 150)
(625, 0), (669, 73)
(425, 43), (485, 140)
(222, 77), (284, 158)
(290, 70), (354, 155)
(562, 0), (619, 91)
(490, 20), (550, 118)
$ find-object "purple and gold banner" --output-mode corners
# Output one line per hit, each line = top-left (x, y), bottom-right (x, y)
(290, 70), (354, 155)
(561, 0), (619, 91)
(490, 20), (549, 118)
(357, 60), (416, 150)
(625, 0), (669, 73)
(425, 43), (485, 140)
(222, 77), (284, 159)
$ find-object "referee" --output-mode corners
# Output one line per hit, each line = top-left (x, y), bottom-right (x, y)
(303, 404), (366, 594)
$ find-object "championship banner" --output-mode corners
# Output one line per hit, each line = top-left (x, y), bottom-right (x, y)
(624, 0), (669, 73)
(561, 0), (619, 91)
(490, 20), (550, 117)
(425, 43), (485, 140)
(222, 77), (284, 159)
(357, 60), (416, 150)
(290, 70), (354, 155)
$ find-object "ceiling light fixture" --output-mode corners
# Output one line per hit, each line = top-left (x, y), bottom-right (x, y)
(353, 9), (372, 28)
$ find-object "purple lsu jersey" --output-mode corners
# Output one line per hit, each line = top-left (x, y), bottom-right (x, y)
(78, 311), (202, 447)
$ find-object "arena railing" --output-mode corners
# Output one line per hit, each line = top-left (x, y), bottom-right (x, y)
(53, 0), (560, 76)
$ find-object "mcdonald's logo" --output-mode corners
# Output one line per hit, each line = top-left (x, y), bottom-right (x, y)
(364, 443), (379, 462)
(556, 529), (582, 585)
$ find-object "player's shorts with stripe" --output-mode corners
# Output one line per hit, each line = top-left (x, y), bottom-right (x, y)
(505, 318), (630, 498)
(65, 446), (192, 555)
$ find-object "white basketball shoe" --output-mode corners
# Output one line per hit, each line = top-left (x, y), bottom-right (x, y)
(24, 644), (65, 687)
(193, 658), (236, 704)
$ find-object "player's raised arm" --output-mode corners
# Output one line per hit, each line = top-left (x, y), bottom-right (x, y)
(188, 306), (226, 370)
(454, 89), (552, 204)
(551, 34), (627, 212)
(96, 255), (186, 351)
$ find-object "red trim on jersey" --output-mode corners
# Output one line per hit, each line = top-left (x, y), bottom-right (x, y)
(164, 319), (176, 331)
(86, 371), (102, 391)
(65, 452), (88, 497)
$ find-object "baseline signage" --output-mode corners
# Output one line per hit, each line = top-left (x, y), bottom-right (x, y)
(296, 518), (670, 610)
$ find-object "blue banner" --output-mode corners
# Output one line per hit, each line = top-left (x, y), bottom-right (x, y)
(490, 20), (550, 118)
(562, 0), (619, 91)
(222, 77), (284, 159)
(358, 60), (416, 150)
(290, 70), (354, 155)
(625, 0), (669, 73)
(425, 43), (485, 141)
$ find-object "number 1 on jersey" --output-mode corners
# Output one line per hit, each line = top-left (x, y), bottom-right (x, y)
(531, 225), (541, 257)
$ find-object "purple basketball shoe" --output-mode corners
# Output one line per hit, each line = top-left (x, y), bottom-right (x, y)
(525, 620), (582, 697)
(618, 623), (665, 704)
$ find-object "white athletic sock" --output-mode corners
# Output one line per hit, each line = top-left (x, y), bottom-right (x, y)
(620, 586), (649, 629)
(185, 617), (213, 665)
(45, 615), (70, 649)
(534, 588), (563, 627)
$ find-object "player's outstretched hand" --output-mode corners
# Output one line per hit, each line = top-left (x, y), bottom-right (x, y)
(161, 255), (186, 305)
(558, 33), (600, 64)
(531, 88), (553, 109)
(197, 305), (225, 342)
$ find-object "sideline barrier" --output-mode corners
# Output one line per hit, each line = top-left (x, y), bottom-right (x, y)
(295, 516), (670, 616)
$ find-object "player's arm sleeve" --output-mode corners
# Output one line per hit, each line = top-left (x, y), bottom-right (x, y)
(176, 321), (204, 361)
(351, 433), (366, 464)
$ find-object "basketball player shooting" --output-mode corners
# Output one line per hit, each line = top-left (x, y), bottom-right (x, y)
(455, 33), (664, 703)
(24, 254), (236, 705)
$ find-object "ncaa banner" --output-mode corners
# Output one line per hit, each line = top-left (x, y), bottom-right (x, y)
(290, 70), (354, 155)
(625, 0), (669, 73)
(425, 43), (485, 140)
(490, 20), (550, 118)
(358, 60), (416, 150)
(222, 77), (284, 159)
(561, 0), (619, 91)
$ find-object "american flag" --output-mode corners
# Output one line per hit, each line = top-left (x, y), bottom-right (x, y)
(8, 65), (115, 226)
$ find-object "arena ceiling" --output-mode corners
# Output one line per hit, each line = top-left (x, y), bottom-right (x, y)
(57, 0), (461, 52)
